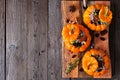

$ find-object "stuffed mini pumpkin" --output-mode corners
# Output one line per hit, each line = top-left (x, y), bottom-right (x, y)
(83, 4), (112, 31)
(62, 24), (91, 53)
(82, 49), (110, 77)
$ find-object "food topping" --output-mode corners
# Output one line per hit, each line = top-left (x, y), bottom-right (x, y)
(90, 9), (108, 26)
(71, 30), (87, 47)
(100, 37), (105, 41)
(91, 54), (105, 72)
(65, 59), (79, 74)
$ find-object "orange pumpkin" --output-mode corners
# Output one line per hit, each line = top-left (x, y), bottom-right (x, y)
(62, 24), (80, 42)
(83, 4), (112, 31)
(62, 24), (91, 53)
(82, 49), (110, 77)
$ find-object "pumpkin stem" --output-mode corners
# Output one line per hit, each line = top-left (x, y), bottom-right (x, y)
(104, 7), (108, 17)
(69, 27), (75, 35)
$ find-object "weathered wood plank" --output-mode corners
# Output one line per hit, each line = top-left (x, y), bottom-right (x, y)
(6, 0), (47, 80)
(6, 0), (28, 80)
(61, 1), (81, 78)
(78, 1), (111, 79)
(48, 0), (69, 80)
(27, 0), (47, 80)
(114, 0), (120, 79)
(0, 0), (5, 80)
(93, 1), (111, 78)
(109, 0), (120, 79)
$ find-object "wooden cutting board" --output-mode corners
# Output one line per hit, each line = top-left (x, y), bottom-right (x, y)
(61, 0), (111, 78)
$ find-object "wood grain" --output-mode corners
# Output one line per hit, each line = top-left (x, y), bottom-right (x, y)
(0, 0), (5, 80)
(48, 0), (70, 80)
(61, 1), (81, 78)
(6, 0), (47, 80)
(61, 0), (111, 78)
(94, 1), (111, 78)
(80, 1), (111, 78)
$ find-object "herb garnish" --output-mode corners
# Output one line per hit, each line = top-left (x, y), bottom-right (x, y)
(65, 59), (79, 74)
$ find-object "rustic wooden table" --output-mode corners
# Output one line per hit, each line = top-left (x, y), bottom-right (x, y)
(0, 0), (119, 80)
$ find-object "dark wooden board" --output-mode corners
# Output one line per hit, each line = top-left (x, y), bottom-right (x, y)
(61, 1), (81, 78)
(0, 0), (5, 80)
(61, 0), (111, 78)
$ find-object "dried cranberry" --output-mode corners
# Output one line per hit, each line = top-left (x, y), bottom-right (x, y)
(100, 37), (105, 41)
(100, 30), (108, 36)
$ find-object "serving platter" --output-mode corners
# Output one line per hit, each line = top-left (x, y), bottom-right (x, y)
(61, 0), (112, 78)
